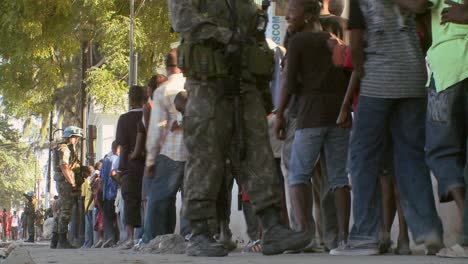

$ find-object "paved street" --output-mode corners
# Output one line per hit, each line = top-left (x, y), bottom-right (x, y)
(3, 244), (467, 264)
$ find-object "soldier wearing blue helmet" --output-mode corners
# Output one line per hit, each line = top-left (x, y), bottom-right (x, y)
(51, 126), (82, 249)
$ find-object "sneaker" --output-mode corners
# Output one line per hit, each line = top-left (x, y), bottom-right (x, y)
(329, 242), (380, 256)
(186, 234), (229, 257)
(118, 239), (134, 250)
(425, 236), (444, 256)
(92, 239), (103, 248)
(102, 238), (115, 248)
(437, 244), (468, 258)
(261, 225), (310, 255)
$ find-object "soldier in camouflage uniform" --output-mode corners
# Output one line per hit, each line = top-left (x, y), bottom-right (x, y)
(23, 191), (36, 243)
(169, 0), (309, 256)
(52, 126), (83, 249)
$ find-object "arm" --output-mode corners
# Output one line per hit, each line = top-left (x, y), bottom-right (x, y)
(60, 165), (75, 187)
(394, 0), (430, 13)
(115, 116), (125, 171)
(337, 71), (360, 127)
(58, 145), (76, 188)
(129, 122), (146, 160)
(350, 29), (365, 80)
(274, 61), (291, 140)
(85, 195), (94, 212)
(145, 89), (167, 169)
(168, 0), (233, 44)
(441, 0), (468, 24)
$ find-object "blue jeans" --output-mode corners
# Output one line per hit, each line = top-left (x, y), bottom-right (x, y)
(426, 78), (467, 202)
(289, 127), (350, 190)
(142, 155), (188, 243)
(425, 77), (468, 244)
(83, 210), (93, 248)
(349, 96), (443, 245)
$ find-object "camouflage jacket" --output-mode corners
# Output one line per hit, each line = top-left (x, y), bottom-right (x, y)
(53, 142), (80, 182)
(168, 0), (274, 82)
(168, 0), (258, 45)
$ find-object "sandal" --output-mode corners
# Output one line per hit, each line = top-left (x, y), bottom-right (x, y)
(242, 240), (262, 253)
(437, 244), (468, 258)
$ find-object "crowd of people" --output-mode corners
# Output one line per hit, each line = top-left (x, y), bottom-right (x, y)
(34, 0), (468, 259)
(0, 194), (49, 243)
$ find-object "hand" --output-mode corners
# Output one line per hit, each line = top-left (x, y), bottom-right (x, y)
(274, 114), (287, 140)
(129, 151), (137, 161)
(144, 165), (155, 178)
(336, 106), (353, 128)
(441, 0), (468, 25)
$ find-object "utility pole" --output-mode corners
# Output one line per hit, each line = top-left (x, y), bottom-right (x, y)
(80, 41), (92, 165)
(47, 111), (53, 193)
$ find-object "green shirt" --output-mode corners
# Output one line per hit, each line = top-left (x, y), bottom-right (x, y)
(427, 0), (468, 92)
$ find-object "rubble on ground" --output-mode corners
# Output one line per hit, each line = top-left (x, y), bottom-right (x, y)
(138, 234), (186, 254)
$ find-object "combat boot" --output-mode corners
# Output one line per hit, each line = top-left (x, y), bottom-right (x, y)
(186, 220), (229, 257)
(216, 221), (237, 252)
(50, 232), (59, 249)
(57, 233), (75, 249)
(259, 207), (310, 255)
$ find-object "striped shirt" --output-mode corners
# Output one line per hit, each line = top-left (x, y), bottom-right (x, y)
(350, 0), (427, 98)
(145, 73), (187, 165)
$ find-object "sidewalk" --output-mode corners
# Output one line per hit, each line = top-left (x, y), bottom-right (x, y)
(3, 245), (467, 264)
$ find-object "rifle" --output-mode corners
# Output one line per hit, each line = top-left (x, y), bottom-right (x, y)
(224, 0), (271, 211)
(224, 0), (245, 211)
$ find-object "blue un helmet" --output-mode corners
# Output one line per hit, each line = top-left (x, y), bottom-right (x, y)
(63, 126), (83, 138)
(27, 191), (34, 197)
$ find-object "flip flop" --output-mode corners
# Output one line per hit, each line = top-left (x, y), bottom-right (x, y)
(242, 240), (262, 253)
(437, 244), (468, 258)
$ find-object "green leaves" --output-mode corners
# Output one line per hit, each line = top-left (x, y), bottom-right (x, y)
(0, 0), (176, 117)
(0, 116), (37, 208)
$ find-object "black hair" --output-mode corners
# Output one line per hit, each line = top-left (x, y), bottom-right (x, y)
(129, 85), (147, 106)
(147, 74), (167, 93)
(303, 0), (322, 18)
(165, 49), (178, 68)
(111, 140), (118, 151)
(174, 90), (188, 113)
(329, 0), (344, 16)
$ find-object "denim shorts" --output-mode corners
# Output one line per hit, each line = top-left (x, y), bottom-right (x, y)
(289, 126), (350, 190)
(426, 77), (467, 202)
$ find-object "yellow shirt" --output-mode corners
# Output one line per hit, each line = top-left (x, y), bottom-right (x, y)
(427, 0), (468, 92)
(81, 178), (94, 211)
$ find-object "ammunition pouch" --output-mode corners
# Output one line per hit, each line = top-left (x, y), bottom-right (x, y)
(177, 42), (228, 79)
(245, 41), (274, 79)
(179, 39), (274, 113)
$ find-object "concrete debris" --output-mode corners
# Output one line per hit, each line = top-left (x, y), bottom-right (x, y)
(139, 234), (186, 254)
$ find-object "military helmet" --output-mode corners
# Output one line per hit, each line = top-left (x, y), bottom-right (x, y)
(63, 126), (83, 138)
(27, 191), (34, 197)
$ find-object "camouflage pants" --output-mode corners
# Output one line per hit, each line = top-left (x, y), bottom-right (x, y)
(182, 78), (281, 224)
(26, 214), (35, 239)
(56, 181), (75, 234)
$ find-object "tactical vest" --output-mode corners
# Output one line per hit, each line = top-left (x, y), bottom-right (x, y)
(177, 0), (274, 82)
(53, 143), (79, 182)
